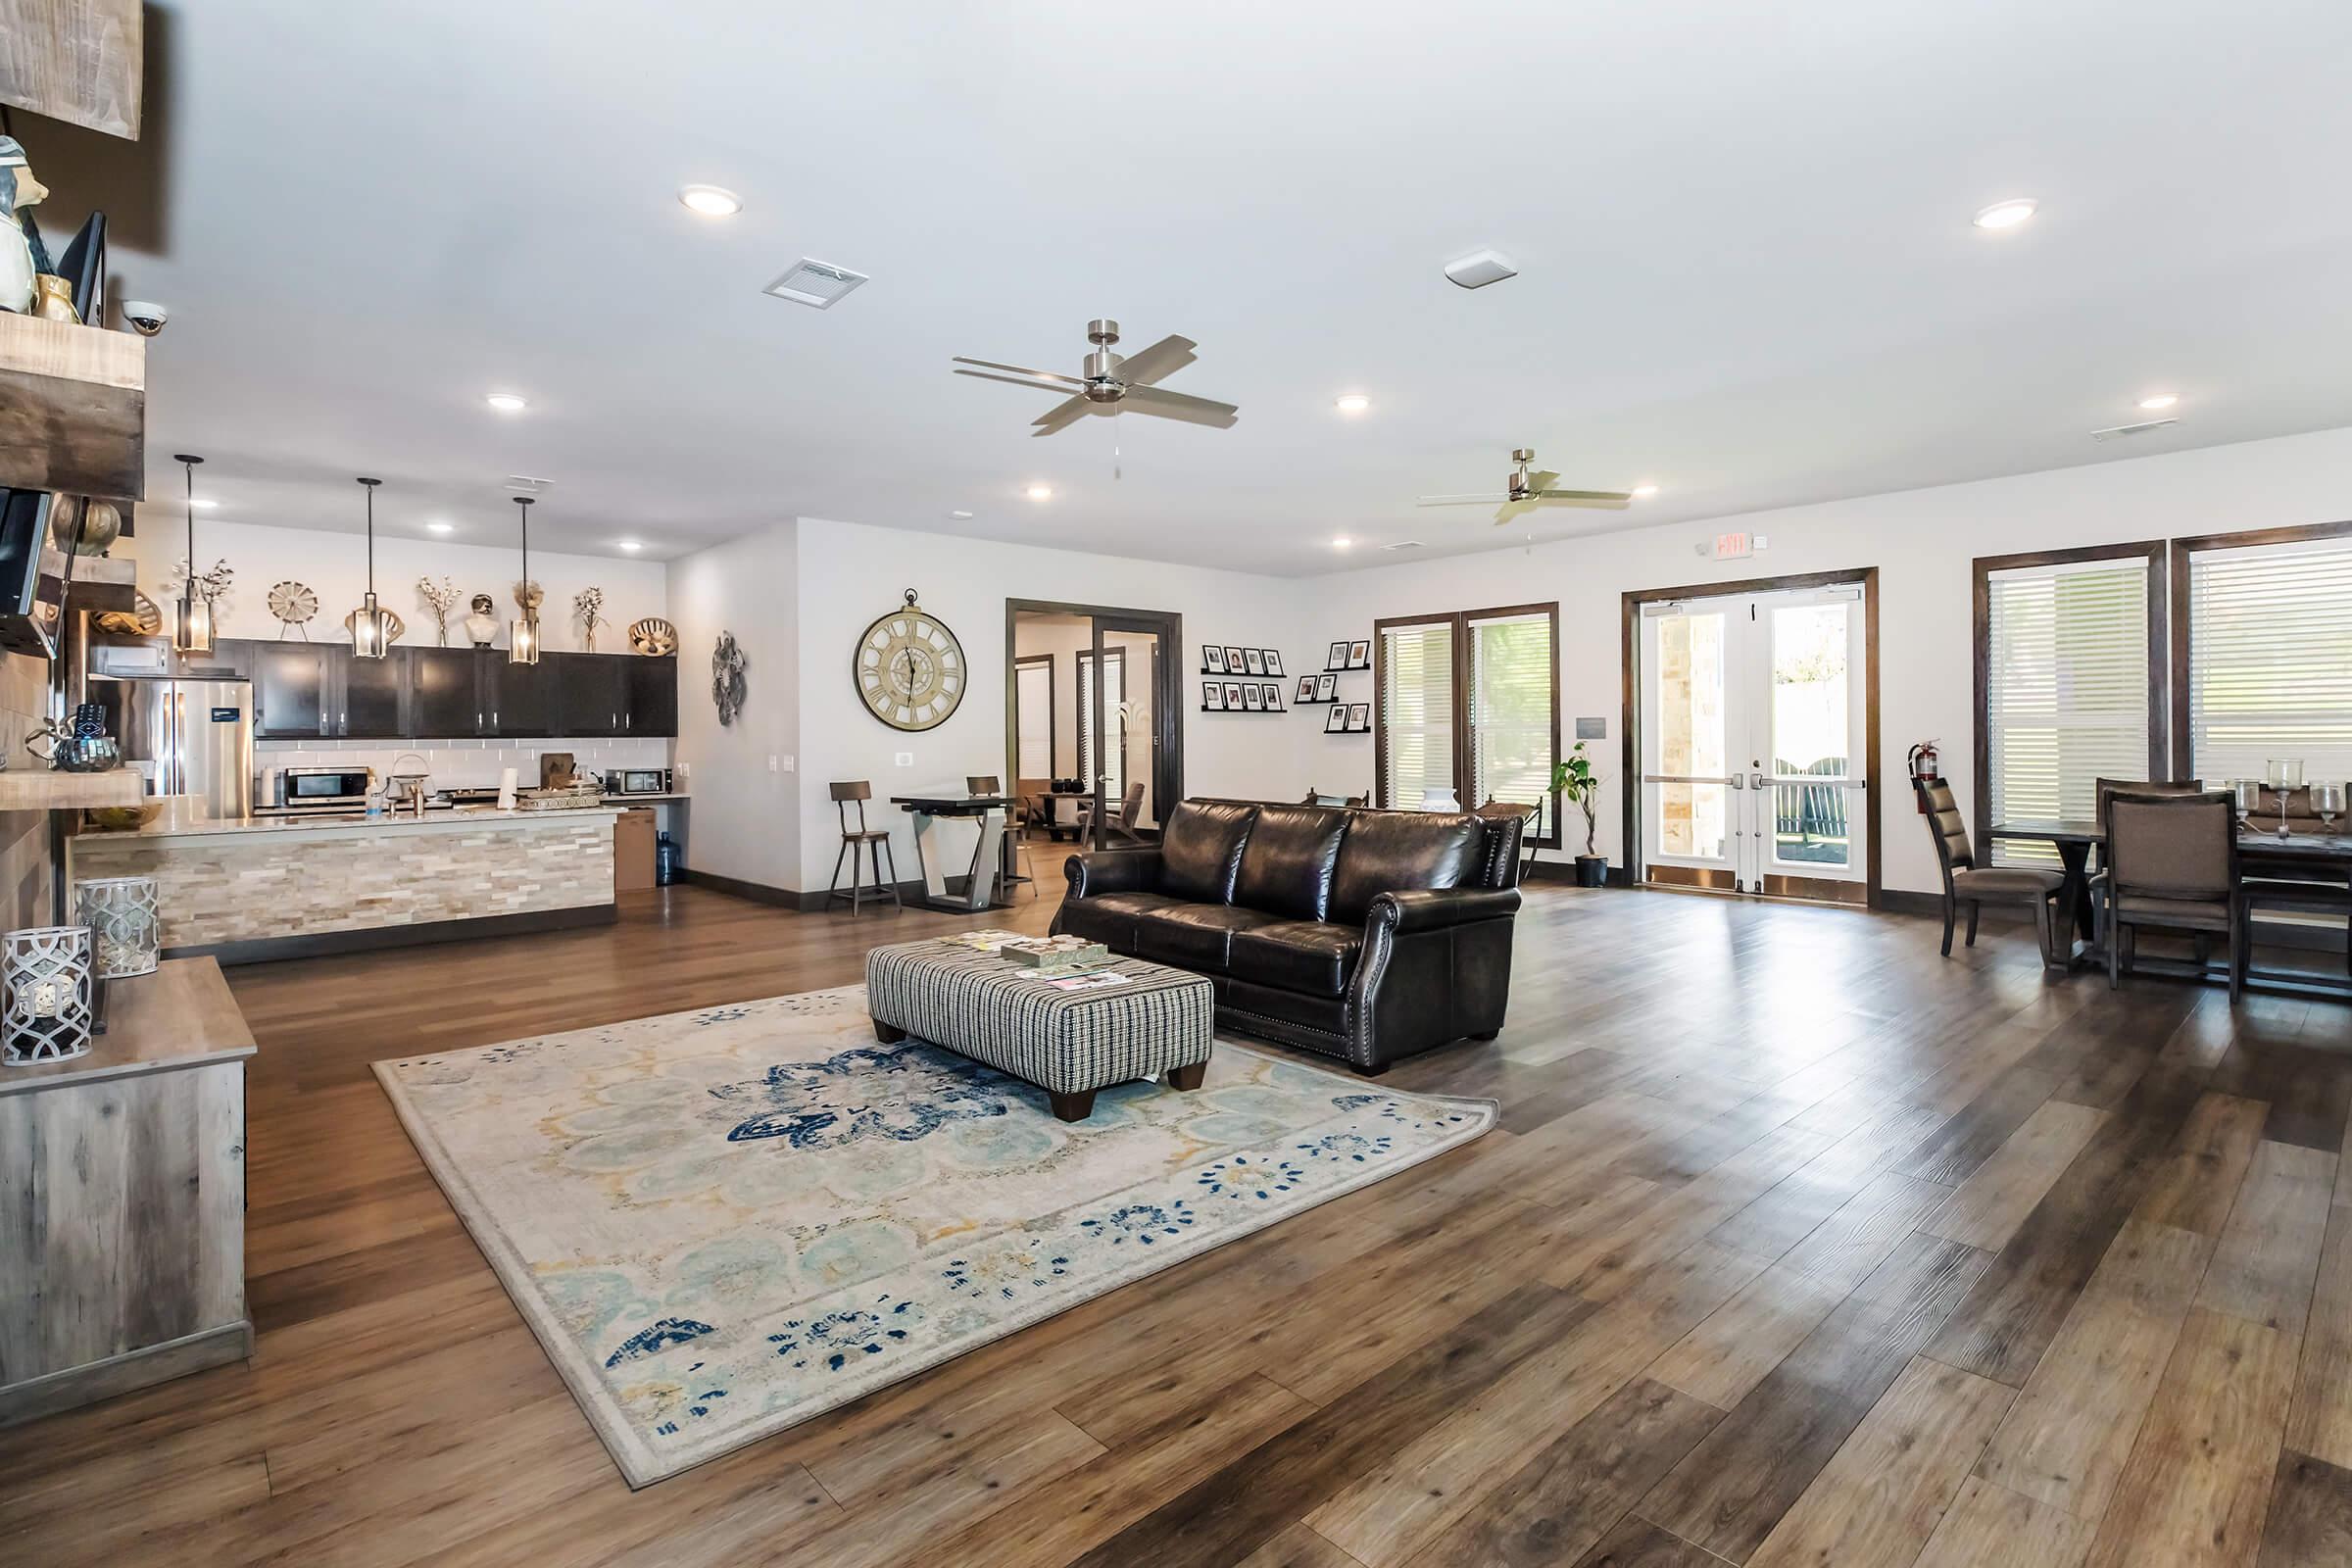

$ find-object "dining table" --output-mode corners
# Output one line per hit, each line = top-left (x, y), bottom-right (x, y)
(1988, 817), (2352, 997)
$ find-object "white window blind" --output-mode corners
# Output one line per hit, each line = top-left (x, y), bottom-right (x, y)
(1077, 651), (1125, 798)
(1379, 622), (1454, 809)
(1469, 612), (1556, 812)
(2187, 536), (2352, 786)
(1984, 558), (2151, 863)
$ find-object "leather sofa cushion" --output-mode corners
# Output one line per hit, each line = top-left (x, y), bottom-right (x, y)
(1233, 805), (1350, 921)
(1134, 905), (1280, 970)
(1951, 866), (2063, 897)
(1329, 811), (1485, 919)
(1058, 891), (1180, 949)
(1158, 801), (1259, 903)
(1229, 919), (1362, 996)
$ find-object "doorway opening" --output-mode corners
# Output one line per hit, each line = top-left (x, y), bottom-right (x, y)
(1622, 568), (1881, 906)
(1005, 600), (1183, 855)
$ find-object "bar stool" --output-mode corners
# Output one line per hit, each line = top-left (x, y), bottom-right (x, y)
(827, 781), (902, 915)
(966, 774), (1036, 900)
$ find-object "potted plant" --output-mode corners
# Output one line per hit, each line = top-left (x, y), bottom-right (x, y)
(1551, 741), (1608, 887)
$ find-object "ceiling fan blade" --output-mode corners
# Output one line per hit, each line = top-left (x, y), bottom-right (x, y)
(1112, 334), (1198, 388)
(1417, 493), (1508, 506)
(952, 356), (1088, 389)
(1029, 395), (1093, 436)
(1121, 384), (1239, 428)
(1492, 499), (1540, 526)
(955, 368), (1088, 398)
(1535, 488), (1635, 508)
(1528, 469), (1560, 493)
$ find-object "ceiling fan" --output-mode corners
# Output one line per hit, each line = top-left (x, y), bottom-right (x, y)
(953, 318), (1239, 437)
(1418, 447), (1633, 525)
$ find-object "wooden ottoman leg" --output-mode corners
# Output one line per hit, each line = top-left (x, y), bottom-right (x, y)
(1166, 1061), (1207, 1091)
(872, 1017), (906, 1044)
(1049, 1089), (1097, 1122)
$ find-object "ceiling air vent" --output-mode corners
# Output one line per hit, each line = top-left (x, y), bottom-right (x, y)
(1380, 540), (1425, 551)
(2090, 417), (2179, 442)
(506, 474), (555, 493)
(764, 259), (870, 310)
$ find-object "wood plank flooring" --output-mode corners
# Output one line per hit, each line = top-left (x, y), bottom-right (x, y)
(6, 874), (2352, 1565)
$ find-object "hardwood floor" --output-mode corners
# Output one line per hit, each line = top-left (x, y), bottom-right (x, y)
(5, 875), (2352, 1565)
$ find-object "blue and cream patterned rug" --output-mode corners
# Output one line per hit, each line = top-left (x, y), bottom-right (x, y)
(373, 983), (1494, 1486)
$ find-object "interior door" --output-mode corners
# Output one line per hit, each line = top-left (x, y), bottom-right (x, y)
(1086, 615), (1168, 850)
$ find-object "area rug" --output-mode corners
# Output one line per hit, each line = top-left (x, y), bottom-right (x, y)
(373, 983), (1494, 1486)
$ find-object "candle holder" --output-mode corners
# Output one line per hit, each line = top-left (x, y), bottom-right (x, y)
(1, 925), (95, 1064)
(74, 875), (160, 979)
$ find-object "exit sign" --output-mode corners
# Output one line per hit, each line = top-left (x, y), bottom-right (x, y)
(1713, 531), (1753, 560)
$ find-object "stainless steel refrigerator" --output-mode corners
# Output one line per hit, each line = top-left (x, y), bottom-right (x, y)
(91, 675), (256, 819)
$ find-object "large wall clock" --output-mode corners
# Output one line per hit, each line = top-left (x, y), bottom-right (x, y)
(855, 589), (967, 732)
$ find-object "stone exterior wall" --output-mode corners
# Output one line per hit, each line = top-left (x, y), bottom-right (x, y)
(72, 817), (615, 950)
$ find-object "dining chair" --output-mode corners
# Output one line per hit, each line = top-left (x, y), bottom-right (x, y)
(2236, 784), (2352, 977)
(1076, 781), (1148, 845)
(825, 781), (902, 915)
(2089, 776), (2206, 952)
(1917, 778), (2068, 965)
(2093, 789), (2242, 998)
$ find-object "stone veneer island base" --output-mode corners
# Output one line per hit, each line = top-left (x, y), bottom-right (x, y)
(68, 807), (620, 964)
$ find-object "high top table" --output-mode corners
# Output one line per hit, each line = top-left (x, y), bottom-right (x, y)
(890, 793), (1012, 912)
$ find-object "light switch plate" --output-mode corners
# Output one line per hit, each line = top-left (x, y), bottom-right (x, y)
(779, 755), (795, 773)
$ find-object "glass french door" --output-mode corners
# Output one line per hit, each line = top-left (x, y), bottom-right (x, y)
(1086, 615), (1167, 850)
(1640, 583), (1868, 899)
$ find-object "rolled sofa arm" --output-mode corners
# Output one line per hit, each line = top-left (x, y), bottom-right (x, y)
(1368, 886), (1523, 933)
(1065, 848), (1164, 899)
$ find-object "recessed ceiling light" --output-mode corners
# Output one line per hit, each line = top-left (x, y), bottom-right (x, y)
(187, 497), (219, 510)
(1334, 394), (1371, 416)
(1332, 536), (1354, 549)
(1632, 483), (1660, 499)
(1972, 198), (2037, 230)
(949, 510), (974, 519)
(485, 392), (528, 413)
(617, 540), (643, 552)
(2138, 393), (2180, 411)
(425, 520), (454, 535)
(677, 184), (742, 218)
(1025, 484), (1053, 502)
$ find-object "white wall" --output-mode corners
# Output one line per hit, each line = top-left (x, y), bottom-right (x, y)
(1298, 424), (2352, 896)
(114, 518), (668, 654)
(667, 521), (800, 889)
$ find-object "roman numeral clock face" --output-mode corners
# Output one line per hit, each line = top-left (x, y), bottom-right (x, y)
(856, 599), (966, 731)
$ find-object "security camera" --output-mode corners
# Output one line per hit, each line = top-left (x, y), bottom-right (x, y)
(119, 300), (169, 337)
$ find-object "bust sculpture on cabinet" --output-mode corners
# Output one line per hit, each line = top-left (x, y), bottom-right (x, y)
(465, 593), (498, 648)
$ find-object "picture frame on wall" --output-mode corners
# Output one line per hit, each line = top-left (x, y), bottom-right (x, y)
(1262, 682), (1282, 709)
(1223, 681), (1244, 710)
(1243, 648), (1265, 675)
(1264, 650), (1285, 677)
(1296, 676), (1316, 704)
(1315, 672), (1338, 703)
(1348, 640), (1371, 669)
(1223, 646), (1247, 673)
(1324, 705), (1348, 733)
(1347, 702), (1371, 731)
(1203, 681), (1224, 710)
(1327, 641), (1348, 670)
(1203, 645), (1227, 674)
(1243, 684), (1264, 710)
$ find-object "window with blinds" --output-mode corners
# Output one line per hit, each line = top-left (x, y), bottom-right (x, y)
(1076, 651), (1125, 797)
(1377, 606), (1558, 835)
(2186, 535), (2352, 785)
(1470, 612), (1556, 811)
(1379, 621), (1454, 810)
(1984, 557), (2153, 863)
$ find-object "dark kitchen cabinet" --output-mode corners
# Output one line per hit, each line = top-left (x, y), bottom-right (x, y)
(338, 647), (408, 738)
(410, 647), (485, 737)
(248, 642), (331, 739)
(556, 653), (625, 737)
(487, 655), (560, 737)
(624, 656), (677, 737)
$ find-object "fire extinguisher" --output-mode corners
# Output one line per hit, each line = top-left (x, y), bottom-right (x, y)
(1908, 740), (1940, 812)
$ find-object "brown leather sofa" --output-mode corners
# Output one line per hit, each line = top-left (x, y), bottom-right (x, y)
(1053, 798), (1524, 1073)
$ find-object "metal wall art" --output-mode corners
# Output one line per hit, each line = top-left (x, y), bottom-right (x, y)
(74, 875), (160, 979)
(712, 631), (749, 725)
(1, 925), (94, 1064)
(268, 580), (318, 639)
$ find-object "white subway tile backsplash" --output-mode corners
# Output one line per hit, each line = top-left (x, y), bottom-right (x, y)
(255, 735), (670, 790)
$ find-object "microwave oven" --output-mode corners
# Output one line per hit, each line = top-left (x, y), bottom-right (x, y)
(270, 765), (376, 808)
(608, 768), (672, 796)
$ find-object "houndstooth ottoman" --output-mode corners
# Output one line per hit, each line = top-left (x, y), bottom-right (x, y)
(863, 939), (1215, 1121)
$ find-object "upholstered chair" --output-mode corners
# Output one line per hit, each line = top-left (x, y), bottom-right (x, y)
(2093, 790), (2242, 998)
(1917, 778), (2067, 965)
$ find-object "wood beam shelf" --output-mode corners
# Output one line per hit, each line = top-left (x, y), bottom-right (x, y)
(0, 0), (144, 139)
(0, 313), (145, 502)
(0, 768), (143, 810)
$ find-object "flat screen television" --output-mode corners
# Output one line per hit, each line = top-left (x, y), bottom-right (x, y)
(0, 488), (58, 657)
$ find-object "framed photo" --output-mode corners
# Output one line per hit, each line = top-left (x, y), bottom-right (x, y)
(1315, 673), (1338, 703)
(1296, 676), (1316, 704)
(1203, 681), (1224, 710)
(1243, 648), (1265, 675)
(1203, 645), (1227, 674)
(1223, 682), (1244, 710)
(1325, 705), (1348, 733)
(1243, 684), (1264, 710)
(1223, 646), (1247, 673)
(1265, 650), (1285, 677)
(1327, 641), (1348, 670)
(1347, 702), (1371, 731)
(1348, 640), (1372, 669)
(1261, 682), (1282, 709)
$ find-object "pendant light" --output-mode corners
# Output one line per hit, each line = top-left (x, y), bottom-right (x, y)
(169, 454), (213, 654)
(509, 494), (539, 664)
(351, 476), (388, 659)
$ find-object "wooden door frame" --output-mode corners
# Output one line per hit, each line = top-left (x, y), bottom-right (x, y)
(1004, 599), (1184, 844)
(1619, 567), (1882, 907)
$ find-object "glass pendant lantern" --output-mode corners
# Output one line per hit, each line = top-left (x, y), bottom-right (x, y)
(509, 494), (539, 665)
(169, 454), (213, 654)
(351, 476), (388, 658)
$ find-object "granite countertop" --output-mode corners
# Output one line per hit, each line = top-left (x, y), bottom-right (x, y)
(79, 801), (628, 842)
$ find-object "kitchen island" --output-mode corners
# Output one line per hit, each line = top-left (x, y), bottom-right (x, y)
(67, 803), (622, 962)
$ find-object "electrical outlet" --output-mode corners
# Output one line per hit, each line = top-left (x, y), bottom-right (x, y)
(894, 752), (914, 767)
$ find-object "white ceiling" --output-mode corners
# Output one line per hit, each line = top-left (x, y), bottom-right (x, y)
(31, 0), (2352, 573)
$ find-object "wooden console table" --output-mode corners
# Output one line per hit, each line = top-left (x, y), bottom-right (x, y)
(0, 957), (256, 1426)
